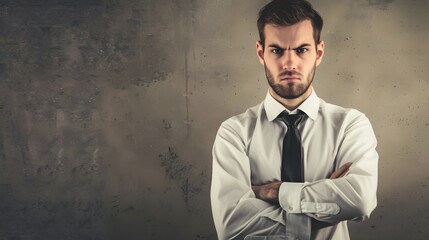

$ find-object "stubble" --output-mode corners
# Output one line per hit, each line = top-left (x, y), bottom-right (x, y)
(265, 63), (316, 100)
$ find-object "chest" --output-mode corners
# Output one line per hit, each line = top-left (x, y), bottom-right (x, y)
(247, 118), (342, 184)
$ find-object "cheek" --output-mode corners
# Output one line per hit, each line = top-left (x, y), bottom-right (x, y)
(301, 56), (317, 70)
(263, 56), (281, 70)
(265, 62), (281, 75)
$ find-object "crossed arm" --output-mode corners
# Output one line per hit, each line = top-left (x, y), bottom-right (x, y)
(211, 114), (378, 239)
(252, 162), (352, 204)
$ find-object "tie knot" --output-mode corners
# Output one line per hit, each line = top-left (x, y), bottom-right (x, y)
(279, 111), (304, 126)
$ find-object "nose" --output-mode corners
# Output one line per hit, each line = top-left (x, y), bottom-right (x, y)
(281, 50), (297, 70)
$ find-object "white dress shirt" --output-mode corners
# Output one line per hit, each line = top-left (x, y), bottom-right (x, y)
(211, 88), (378, 240)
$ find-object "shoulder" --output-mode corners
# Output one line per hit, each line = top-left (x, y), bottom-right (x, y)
(319, 99), (374, 135)
(320, 99), (368, 122)
(217, 102), (264, 139)
(221, 103), (262, 130)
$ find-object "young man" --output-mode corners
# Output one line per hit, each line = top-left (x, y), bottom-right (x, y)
(210, 0), (378, 239)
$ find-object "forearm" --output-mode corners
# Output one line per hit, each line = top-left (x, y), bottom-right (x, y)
(280, 113), (380, 223)
(211, 167), (286, 238)
(211, 190), (285, 239)
(281, 179), (376, 222)
(211, 122), (286, 239)
(252, 161), (376, 224)
(279, 157), (378, 223)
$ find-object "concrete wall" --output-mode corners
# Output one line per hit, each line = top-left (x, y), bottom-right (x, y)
(0, 0), (428, 239)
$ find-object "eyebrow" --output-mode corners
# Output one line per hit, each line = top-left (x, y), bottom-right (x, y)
(267, 43), (312, 50)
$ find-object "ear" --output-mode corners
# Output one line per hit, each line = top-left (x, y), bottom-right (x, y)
(315, 40), (325, 67)
(256, 40), (265, 65)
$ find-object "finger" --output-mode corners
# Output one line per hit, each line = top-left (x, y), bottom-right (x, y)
(338, 162), (352, 174)
(338, 167), (350, 178)
(330, 162), (352, 179)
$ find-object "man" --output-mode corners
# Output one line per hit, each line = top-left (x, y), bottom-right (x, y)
(210, 0), (378, 239)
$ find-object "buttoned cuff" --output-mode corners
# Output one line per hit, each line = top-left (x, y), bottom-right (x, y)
(279, 182), (304, 213)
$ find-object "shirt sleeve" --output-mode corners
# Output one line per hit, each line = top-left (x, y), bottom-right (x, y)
(211, 120), (285, 239)
(279, 112), (378, 223)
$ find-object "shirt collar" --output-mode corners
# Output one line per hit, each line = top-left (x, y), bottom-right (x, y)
(264, 87), (320, 121)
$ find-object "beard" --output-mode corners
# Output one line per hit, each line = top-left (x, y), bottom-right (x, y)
(265, 63), (316, 99)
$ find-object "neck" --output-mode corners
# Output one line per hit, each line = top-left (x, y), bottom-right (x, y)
(269, 87), (313, 111)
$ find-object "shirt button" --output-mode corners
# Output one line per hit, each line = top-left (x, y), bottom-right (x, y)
(288, 206), (293, 211)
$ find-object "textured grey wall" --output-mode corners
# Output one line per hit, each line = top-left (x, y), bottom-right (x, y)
(0, 0), (428, 239)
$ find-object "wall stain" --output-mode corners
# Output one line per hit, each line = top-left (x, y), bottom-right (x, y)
(180, 172), (208, 213)
(161, 120), (172, 130)
(159, 147), (191, 181)
(160, 120), (173, 139)
(159, 147), (208, 212)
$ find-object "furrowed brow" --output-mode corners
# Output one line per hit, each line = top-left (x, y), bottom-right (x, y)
(267, 43), (312, 50)
(292, 44), (312, 50)
(267, 44), (285, 50)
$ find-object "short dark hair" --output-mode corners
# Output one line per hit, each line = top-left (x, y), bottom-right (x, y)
(257, 0), (323, 47)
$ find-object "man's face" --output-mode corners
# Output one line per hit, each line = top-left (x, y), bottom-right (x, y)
(256, 20), (324, 100)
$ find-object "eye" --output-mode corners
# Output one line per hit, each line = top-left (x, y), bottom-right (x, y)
(271, 48), (284, 55)
(296, 47), (308, 54)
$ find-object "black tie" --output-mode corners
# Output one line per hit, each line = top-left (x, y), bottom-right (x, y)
(279, 111), (305, 182)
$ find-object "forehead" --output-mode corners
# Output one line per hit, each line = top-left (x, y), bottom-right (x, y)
(264, 20), (314, 47)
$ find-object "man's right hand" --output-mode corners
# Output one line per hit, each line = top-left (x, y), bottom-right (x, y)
(252, 181), (282, 204)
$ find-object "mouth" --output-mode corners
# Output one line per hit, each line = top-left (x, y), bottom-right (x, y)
(280, 77), (300, 82)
